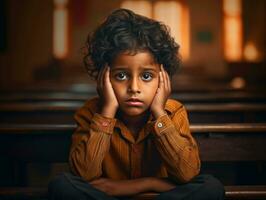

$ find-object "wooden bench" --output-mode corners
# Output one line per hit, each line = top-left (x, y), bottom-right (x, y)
(1, 91), (266, 103)
(0, 123), (266, 184)
(0, 186), (266, 200)
(1, 123), (266, 162)
(1, 102), (266, 124)
(0, 123), (266, 199)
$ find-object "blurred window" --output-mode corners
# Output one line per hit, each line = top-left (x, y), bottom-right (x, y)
(53, 0), (69, 59)
(121, 0), (190, 60)
(223, 0), (242, 61)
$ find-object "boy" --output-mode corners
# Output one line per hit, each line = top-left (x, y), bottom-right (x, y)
(49, 8), (224, 200)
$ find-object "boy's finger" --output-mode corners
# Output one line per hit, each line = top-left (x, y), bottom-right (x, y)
(160, 64), (163, 72)
(163, 66), (170, 93)
(159, 71), (164, 89)
(159, 65), (164, 86)
(100, 66), (108, 87)
(161, 65), (167, 91)
(107, 67), (114, 88)
(90, 180), (101, 184)
(166, 72), (171, 93)
(104, 66), (111, 87)
(90, 178), (105, 184)
(162, 66), (170, 92)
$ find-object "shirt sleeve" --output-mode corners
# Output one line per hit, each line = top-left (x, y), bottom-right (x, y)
(69, 107), (116, 181)
(151, 106), (201, 183)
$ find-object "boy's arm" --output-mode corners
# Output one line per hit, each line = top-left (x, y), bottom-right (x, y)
(151, 106), (201, 183)
(70, 66), (119, 181)
(69, 106), (116, 181)
(90, 177), (176, 196)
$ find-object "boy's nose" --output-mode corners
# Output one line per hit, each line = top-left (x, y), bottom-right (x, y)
(128, 77), (140, 93)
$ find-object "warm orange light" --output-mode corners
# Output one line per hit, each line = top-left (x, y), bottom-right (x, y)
(230, 76), (246, 89)
(244, 42), (259, 61)
(121, 1), (152, 18)
(181, 5), (190, 61)
(54, 0), (68, 7)
(223, 0), (242, 61)
(223, 0), (241, 16)
(53, 0), (68, 59)
(154, 1), (190, 60)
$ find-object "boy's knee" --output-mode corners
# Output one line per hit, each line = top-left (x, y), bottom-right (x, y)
(48, 173), (83, 200)
(201, 175), (225, 200)
(48, 174), (67, 193)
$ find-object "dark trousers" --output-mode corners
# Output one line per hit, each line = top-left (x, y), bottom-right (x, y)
(48, 173), (225, 200)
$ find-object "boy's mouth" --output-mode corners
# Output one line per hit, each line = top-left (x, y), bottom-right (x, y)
(125, 98), (144, 106)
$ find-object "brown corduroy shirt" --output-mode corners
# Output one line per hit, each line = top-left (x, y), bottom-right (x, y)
(69, 97), (201, 183)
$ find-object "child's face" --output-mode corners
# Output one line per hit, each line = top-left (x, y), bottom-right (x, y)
(110, 51), (160, 117)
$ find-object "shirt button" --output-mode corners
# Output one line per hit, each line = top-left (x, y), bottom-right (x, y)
(157, 122), (163, 128)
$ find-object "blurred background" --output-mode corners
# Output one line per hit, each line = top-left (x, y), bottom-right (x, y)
(0, 0), (265, 91)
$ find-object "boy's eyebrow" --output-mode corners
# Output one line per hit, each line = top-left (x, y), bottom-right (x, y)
(139, 67), (158, 72)
(111, 67), (128, 71)
(112, 67), (158, 72)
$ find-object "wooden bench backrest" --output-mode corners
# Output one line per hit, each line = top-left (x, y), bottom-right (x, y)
(1, 102), (266, 124)
(0, 123), (266, 162)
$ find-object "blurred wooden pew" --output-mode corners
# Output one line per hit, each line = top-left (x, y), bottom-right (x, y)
(1, 91), (266, 103)
(0, 101), (266, 124)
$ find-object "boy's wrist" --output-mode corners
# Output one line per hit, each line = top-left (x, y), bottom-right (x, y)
(134, 177), (157, 193)
(152, 108), (167, 119)
(148, 177), (176, 192)
(146, 177), (158, 191)
(101, 105), (117, 118)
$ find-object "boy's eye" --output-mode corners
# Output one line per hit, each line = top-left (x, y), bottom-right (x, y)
(141, 72), (153, 81)
(115, 72), (128, 81)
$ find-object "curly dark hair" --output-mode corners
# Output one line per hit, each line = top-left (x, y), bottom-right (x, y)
(83, 8), (181, 80)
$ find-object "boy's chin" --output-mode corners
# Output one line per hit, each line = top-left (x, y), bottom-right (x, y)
(120, 108), (149, 117)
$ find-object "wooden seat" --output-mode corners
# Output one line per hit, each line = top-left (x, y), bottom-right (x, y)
(224, 185), (266, 199)
(0, 187), (47, 199)
(0, 186), (266, 200)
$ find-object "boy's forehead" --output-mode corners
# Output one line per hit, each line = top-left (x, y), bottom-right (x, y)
(111, 51), (159, 70)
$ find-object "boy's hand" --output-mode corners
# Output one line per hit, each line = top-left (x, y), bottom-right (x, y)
(90, 178), (141, 196)
(150, 65), (171, 119)
(90, 177), (176, 196)
(97, 66), (119, 118)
